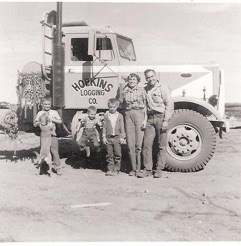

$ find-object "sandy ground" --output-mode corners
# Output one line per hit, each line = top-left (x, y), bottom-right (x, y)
(0, 128), (240, 242)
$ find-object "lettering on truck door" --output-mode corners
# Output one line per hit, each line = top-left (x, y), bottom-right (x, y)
(64, 33), (119, 109)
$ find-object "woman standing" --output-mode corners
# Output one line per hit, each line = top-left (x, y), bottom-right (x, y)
(119, 73), (147, 176)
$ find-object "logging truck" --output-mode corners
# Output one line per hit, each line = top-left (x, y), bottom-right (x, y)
(17, 3), (229, 172)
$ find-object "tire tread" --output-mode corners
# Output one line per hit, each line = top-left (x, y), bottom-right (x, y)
(166, 109), (217, 172)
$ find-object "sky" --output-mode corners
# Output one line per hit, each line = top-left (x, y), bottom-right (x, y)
(0, 1), (241, 103)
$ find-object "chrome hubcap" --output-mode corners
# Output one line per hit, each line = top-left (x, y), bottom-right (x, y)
(167, 125), (202, 160)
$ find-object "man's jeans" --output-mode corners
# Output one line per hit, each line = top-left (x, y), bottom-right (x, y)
(142, 114), (167, 171)
(125, 109), (145, 171)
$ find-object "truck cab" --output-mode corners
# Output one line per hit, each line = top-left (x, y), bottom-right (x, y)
(63, 25), (136, 110)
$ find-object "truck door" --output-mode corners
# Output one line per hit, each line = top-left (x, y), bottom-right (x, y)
(64, 33), (120, 110)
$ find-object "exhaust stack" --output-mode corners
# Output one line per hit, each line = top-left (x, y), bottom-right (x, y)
(52, 2), (65, 108)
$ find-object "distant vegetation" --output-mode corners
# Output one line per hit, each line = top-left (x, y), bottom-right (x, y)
(225, 103), (241, 108)
(0, 102), (18, 109)
(0, 102), (17, 131)
(0, 101), (12, 109)
(225, 103), (241, 119)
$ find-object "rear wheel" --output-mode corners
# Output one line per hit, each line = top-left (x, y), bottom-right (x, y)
(166, 109), (216, 172)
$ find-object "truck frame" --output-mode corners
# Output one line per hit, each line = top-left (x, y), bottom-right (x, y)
(17, 3), (229, 172)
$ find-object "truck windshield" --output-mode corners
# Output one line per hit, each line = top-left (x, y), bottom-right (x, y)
(116, 36), (136, 61)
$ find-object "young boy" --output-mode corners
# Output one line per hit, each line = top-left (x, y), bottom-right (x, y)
(102, 98), (126, 176)
(34, 96), (62, 176)
(77, 106), (102, 158)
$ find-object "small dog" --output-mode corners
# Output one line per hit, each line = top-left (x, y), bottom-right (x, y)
(33, 152), (50, 175)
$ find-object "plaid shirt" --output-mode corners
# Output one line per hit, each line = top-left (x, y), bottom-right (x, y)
(119, 84), (146, 110)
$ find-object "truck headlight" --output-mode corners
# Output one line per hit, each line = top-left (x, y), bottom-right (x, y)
(208, 95), (218, 107)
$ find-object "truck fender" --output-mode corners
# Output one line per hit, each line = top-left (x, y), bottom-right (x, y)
(173, 96), (223, 121)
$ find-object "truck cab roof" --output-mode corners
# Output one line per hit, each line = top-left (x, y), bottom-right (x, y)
(62, 23), (132, 41)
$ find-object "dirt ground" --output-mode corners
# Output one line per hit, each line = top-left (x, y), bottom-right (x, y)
(0, 128), (240, 242)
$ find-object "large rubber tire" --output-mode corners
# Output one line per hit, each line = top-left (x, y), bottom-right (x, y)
(166, 109), (216, 172)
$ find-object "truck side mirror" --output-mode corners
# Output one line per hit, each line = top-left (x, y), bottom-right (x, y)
(88, 30), (96, 57)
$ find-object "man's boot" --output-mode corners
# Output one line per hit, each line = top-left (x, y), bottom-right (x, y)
(136, 169), (152, 178)
(153, 169), (162, 178)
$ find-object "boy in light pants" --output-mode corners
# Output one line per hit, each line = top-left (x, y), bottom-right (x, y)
(102, 98), (126, 176)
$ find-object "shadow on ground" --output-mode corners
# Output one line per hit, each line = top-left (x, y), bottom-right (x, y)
(0, 147), (40, 163)
(0, 136), (164, 174)
(60, 138), (130, 173)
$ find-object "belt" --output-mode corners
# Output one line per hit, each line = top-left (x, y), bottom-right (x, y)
(107, 135), (119, 138)
(147, 111), (163, 116)
(128, 107), (144, 110)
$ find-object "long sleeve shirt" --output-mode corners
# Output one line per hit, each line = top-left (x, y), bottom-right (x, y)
(102, 111), (126, 139)
(145, 82), (174, 122)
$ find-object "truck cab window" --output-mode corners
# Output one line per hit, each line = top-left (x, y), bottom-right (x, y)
(71, 37), (113, 61)
(117, 36), (136, 61)
(71, 38), (93, 61)
(96, 38), (114, 61)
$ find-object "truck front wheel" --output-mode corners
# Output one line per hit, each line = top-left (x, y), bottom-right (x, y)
(166, 109), (216, 172)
